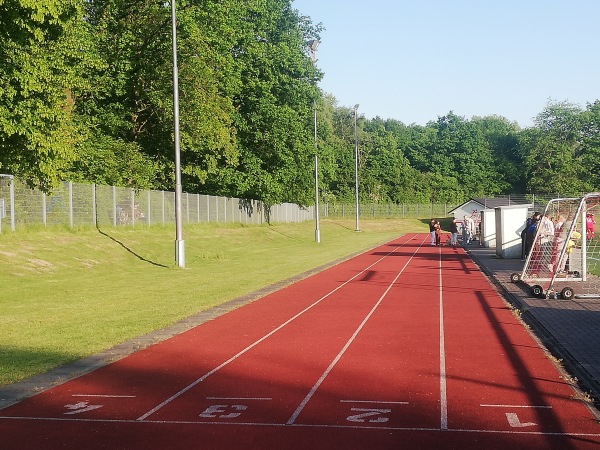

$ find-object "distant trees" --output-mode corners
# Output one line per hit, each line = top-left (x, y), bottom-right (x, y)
(521, 101), (600, 196)
(1, 1), (599, 204)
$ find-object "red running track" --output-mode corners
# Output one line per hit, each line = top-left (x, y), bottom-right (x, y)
(1, 233), (600, 449)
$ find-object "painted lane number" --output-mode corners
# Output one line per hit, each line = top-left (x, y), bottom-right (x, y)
(199, 404), (248, 419)
(64, 401), (103, 415)
(506, 412), (536, 428)
(347, 408), (391, 423)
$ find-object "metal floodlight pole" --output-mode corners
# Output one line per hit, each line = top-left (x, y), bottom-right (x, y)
(171, 0), (184, 267)
(308, 39), (320, 243)
(353, 104), (360, 232)
(313, 98), (320, 243)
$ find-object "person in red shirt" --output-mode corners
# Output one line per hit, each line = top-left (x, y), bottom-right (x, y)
(586, 213), (595, 240)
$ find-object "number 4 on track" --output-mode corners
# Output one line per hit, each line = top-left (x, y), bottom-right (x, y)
(199, 404), (248, 419)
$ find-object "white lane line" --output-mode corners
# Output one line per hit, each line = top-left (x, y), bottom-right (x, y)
(340, 400), (409, 405)
(439, 245), (448, 431)
(207, 397), (272, 401)
(481, 404), (553, 409)
(286, 239), (424, 425)
(137, 237), (413, 421)
(72, 395), (136, 398)
(5, 414), (600, 437)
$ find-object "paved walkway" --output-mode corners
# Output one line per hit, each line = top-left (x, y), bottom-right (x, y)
(467, 243), (600, 411)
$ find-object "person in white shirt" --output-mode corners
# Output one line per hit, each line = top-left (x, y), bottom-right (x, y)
(463, 215), (475, 244)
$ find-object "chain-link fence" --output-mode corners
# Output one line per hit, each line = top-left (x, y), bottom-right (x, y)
(0, 175), (573, 233)
(321, 195), (566, 220)
(322, 202), (456, 219)
(0, 178), (314, 232)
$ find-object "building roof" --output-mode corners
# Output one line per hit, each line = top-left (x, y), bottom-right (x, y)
(448, 197), (526, 214)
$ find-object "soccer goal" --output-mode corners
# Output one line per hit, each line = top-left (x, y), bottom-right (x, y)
(512, 193), (600, 299)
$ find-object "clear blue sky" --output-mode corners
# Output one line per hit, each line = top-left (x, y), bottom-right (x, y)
(292, 0), (600, 128)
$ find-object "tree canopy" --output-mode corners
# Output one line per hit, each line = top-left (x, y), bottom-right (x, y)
(1, 0), (599, 203)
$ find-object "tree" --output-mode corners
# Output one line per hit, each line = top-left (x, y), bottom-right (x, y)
(0, 0), (93, 191)
(361, 118), (419, 203)
(522, 101), (588, 195)
(228, 0), (323, 205)
(78, 0), (239, 191)
(325, 106), (361, 202)
(471, 115), (522, 194)
(576, 101), (600, 191)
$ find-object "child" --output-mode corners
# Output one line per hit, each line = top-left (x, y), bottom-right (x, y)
(434, 220), (441, 246)
(586, 213), (595, 240)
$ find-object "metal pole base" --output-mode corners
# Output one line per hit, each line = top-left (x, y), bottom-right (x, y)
(175, 239), (185, 268)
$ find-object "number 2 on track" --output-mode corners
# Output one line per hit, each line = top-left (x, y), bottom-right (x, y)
(347, 408), (391, 423)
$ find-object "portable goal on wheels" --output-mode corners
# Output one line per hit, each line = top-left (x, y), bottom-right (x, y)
(512, 193), (600, 299)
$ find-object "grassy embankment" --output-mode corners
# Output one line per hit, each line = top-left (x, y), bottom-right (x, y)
(0, 218), (429, 387)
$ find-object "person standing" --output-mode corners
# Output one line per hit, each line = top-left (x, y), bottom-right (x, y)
(530, 213), (554, 276)
(450, 220), (459, 247)
(434, 220), (441, 246)
(463, 215), (475, 244)
(525, 212), (541, 258)
(429, 219), (437, 246)
(522, 212), (538, 260)
(550, 214), (566, 272)
(539, 214), (555, 253)
(587, 213), (596, 240)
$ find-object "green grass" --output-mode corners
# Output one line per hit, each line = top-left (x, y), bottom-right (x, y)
(588, 238), (600, 277)
(0, 218), (428, 387)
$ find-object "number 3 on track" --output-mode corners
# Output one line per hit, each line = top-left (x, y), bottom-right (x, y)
(347, 408), (391, 423)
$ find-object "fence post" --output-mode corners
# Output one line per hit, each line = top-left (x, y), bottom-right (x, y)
(147, 190), (151, 226)
(69, 182), (74, 228)
(206, 195), (210, 223)
(186, 192), (189, 223)
(112, 186), (117, 226)
(129, 189), (135, 226)
(92, 184), (97, 226)
(9, 178), (15, 231)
